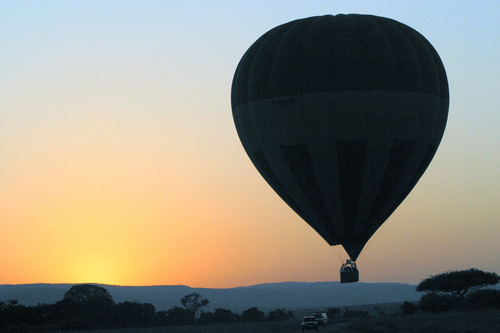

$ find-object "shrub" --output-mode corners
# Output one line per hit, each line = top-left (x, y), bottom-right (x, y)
(419, 292), (463, 312)
(466, 288), (500, 309)
(400, 301), (418, 315)
(163, 306), (195, 325)
(267, 308), (294, 321)
(343, 308), (369, 318)
(112, 301), (156, 327)
(197, 308), (239, 324)
(327, 307), (340, 318)
(241, 307), (265, 322)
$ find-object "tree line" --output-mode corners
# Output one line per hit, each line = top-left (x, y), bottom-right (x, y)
(0, 285), (294, 331)
(1, 268), (498, 331)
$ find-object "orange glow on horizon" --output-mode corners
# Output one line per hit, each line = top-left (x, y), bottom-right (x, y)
(0, 155), (253, 287)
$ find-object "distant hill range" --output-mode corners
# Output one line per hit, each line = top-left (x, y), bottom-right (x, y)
(0, 282), (420, 312)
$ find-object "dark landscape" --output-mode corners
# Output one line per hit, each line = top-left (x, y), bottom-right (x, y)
(1, 270), (499, 332)
(67, 308), (500, 333)
(0, 281), (420, 312)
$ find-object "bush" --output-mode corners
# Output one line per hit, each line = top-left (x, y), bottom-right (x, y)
(197, 308), (239, 324)
(57, 318), (101, 331)
(241, 307), (265, 322)
(327, 307), (340, 318)
(343, 308), (369, 318)
(267, 308), (294, 321)
(162, 306), (195, 325)
(419, 292), (463, 312)
(400, 301), (418, 315)
(113, 301), (156, 327)
(466, 288), (500, 309)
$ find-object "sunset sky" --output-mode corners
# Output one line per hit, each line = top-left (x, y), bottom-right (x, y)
(1, 1), (499, 288)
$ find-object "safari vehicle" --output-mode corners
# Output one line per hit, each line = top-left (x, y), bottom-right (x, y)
(301, 315), (318, 331)
(311, 311), (328, 326)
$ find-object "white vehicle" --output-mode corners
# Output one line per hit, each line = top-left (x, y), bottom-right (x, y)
(301, 316), (318, 331)
(311, 311), (328, 326)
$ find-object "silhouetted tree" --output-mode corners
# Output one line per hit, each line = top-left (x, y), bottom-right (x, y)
(113, 301), (156, 327)
(241, 307), (265, 322)
(164, 306), (195, 325)
(419, 292), (461, 312)
(196, 311), (214, 324)
(417, 268), (499, 297)
(0, 299), (29, 326)
(465, 289), (500, 309)
(7, 299), (19, 307)
(56, 284), (114, 328)
(212, 308), (239, 323)
(153, 310), (169, 326)
(62, 284), (114, 305)
(198, 308), (239, 324)
(181, 293), (209, 316)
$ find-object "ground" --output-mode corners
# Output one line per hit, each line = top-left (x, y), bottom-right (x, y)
(66, 304), (499, 333)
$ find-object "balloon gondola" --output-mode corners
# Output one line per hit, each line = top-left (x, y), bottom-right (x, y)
(231, 14), (449, 282)
(340, 259), (359, 283)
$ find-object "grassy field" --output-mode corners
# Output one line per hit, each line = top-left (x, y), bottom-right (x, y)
(63, 304), (500, 333)
(340, 309), (500, 333)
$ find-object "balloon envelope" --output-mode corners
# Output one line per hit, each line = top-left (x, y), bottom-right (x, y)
(231, 14), (449, 261)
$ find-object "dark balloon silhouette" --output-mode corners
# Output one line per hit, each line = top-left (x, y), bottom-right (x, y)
(231, 14), (449, 281)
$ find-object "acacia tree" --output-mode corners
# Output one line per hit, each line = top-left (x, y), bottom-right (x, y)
(416, 268), (499, 297)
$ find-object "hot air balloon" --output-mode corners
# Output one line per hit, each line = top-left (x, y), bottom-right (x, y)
(231, 14), (449, 283)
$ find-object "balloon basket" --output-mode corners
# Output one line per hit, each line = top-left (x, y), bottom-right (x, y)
(340, 270), (359, 283)
(340, 260), (359, 283)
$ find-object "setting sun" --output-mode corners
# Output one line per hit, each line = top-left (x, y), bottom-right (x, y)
(72, 255), (120, 285)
